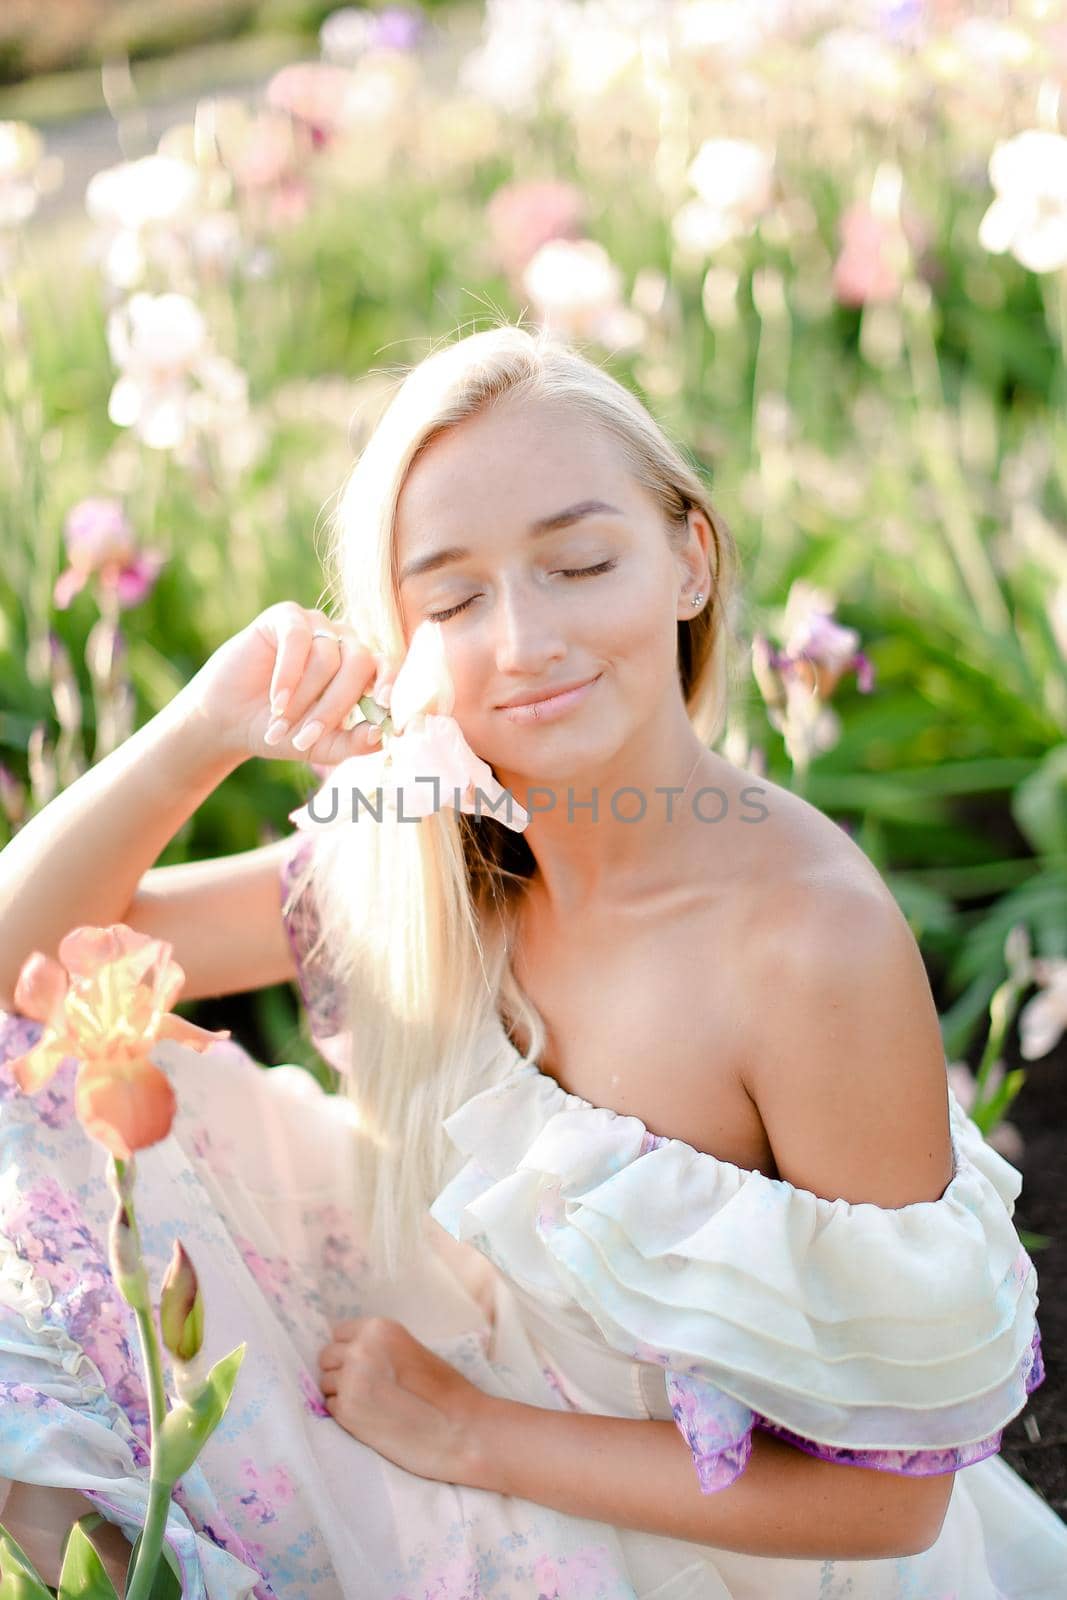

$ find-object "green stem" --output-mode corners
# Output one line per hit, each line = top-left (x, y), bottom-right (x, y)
(112, 1161), (173, 1600)
(789, 755), (809, 800)
(972, 978), (1016, 1108)
(126, 1300), (170, 1595)
(126, 1461), (172, 1600)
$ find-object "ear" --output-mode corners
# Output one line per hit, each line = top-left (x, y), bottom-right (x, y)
(676, 507), (713, 618)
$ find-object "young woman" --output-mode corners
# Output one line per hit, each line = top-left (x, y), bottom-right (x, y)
(0, 325), (1064, 1598)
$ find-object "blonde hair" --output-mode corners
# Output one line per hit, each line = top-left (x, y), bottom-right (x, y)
(289, 322), (743, 1278)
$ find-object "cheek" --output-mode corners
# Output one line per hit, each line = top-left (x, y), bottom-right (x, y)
(608, 580), (681, 670)
(441, 640), (481, 700)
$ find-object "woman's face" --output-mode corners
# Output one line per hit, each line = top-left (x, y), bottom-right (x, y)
(393, 397), (699, 783)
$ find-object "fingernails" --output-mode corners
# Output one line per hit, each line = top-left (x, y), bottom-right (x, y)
(270, 689), (290, 717)
(365, 722), (383, 744)
(291, 720), (323, 752)
(264, 718), (290, 746)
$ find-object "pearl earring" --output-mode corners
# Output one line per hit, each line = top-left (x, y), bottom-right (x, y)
(692, 591), (704, 606)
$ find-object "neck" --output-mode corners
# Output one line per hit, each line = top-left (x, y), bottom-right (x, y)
(495, 713), (714, 918)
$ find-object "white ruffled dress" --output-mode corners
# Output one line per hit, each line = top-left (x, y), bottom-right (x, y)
(0, 832), (1064, 1599)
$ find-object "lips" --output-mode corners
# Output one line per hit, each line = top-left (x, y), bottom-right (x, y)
(497, 673), (602, 725)
(496, 675), (598, 709)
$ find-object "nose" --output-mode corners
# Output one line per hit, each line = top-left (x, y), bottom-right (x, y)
(492, 579), (568, 678)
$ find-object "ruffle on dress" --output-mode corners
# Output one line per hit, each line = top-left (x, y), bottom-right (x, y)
(429, 1059), (1045, 1496)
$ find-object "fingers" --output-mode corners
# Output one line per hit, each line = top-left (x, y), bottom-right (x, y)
(261, 608), (379, 753)
(317, 1322), (368, 1370)
(330, 1318), (367, 1340)
(293, 718), (385, 771)
(287, 633), (379, 753)
(262, 604), (320, 719)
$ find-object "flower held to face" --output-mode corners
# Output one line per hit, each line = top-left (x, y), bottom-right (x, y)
(289, 620), (529, 833)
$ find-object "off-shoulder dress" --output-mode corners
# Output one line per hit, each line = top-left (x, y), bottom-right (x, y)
(0, 831), (1065, 1599)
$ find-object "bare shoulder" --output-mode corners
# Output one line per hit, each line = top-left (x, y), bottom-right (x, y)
(719, 775), (954, 1208)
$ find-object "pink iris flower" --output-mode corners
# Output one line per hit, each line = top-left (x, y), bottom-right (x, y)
(53, 498), (165, 611)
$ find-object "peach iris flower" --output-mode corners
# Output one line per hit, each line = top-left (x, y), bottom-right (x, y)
(290, 620), (530, 834)
(9, 925), (229, 1158)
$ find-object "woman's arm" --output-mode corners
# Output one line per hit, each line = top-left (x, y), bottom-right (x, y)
(0, 688), (243, 1007)
(0, 601), (384, 1007)
(461, 1402), (946, 1560)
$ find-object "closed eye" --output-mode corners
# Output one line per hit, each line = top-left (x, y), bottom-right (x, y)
(426, 560), (618, 623)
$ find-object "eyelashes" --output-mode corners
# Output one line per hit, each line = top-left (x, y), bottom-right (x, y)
(426, 560), (618, 623)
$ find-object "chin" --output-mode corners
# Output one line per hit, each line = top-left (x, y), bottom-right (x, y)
(493, 730), (623, 787)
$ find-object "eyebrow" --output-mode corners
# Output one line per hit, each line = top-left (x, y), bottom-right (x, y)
(398, 498), (624, 586)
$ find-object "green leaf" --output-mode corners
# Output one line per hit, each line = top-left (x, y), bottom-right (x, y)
(0, 1523), (54, 1598)
(1012, 745), (1067, 858)
(56, 1519), (119, 1600)
(124, 1535), (180, 1600)
(155, 1344), (246, 1482)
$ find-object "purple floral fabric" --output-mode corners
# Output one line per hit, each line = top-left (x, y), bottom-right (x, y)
(665, 1322), (1046, 1495)
(278, 832), (348, 1057)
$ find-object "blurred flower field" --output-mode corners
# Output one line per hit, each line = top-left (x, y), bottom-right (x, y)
(1, 0), (1067, 1139)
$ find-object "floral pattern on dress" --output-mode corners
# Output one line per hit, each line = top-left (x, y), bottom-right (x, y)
(382, 1523), (636, 1600)
(279, 833), (348, 1046)
(0, 1168), (151, 1447)
(663, 1321), (1047, 1492)
(663, 1372), (756, 1492)
(297, 1363), (330, 1417)
(311, 1201), (372, 1293)
(237, 1460), (297, 1526)
(0, 1014), (78, 1130)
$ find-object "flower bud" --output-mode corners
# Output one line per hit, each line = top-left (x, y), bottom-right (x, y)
(159, 1239), (204, 1362)
(108, 1196), (149, 1311)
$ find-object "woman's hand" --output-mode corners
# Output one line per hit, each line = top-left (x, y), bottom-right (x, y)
(317, 1315), (490, 1485)
(181, 602), (397, 768)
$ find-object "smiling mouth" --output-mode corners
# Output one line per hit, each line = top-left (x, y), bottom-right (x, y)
(497, 676), (598, 710)
(497, 674), (602, 722)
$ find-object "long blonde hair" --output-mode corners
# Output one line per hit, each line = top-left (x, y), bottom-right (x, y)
(288, 322), (743, 1278)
